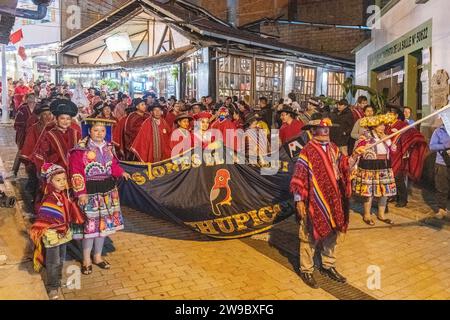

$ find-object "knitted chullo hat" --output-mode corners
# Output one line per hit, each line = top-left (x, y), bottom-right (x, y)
(41, 163), (66, 183)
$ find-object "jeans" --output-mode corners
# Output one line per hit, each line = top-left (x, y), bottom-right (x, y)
(45, 244), (67, 291)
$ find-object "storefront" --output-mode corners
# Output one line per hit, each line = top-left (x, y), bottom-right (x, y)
(355, 0), (450, 137)
(57, 0), (354, 103)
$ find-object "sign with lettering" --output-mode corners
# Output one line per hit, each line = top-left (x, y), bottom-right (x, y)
(431, 70), (449, 109)
(118, 136), (306, 239)
(368, 20), (432, 70)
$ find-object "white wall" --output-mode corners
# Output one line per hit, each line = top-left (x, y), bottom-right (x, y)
(356, 0), (450, 86)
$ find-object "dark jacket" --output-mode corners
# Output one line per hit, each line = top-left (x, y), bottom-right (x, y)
(259, 106), (273, 129)
(330, 107), (355, 147)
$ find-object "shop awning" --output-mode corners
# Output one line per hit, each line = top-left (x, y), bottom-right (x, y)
(59, 0), (354, 70)
(55, 44), (196, 71)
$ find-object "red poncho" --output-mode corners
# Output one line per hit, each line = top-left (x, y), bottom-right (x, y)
(290, 140), (351, 241)
(33, 127), (81, 173)
(30, 186), (84, 272)
(386, 120), (428, 181)
(280, 119), (304, 145)
(122, 111), (150, 160)
(130, 117), (172, 163)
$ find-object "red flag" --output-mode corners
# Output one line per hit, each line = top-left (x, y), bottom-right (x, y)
(18, 46), (27, 61)
(9, 29), (23, 44)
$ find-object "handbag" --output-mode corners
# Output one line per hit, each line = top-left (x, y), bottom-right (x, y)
(43, 228), (73, 248)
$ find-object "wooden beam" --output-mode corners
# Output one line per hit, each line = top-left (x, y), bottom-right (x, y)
(132, 30), (149, 58)
(116, 51), (126, 62)
(156, 26), (169, 55)
(94, 46), (107, 64)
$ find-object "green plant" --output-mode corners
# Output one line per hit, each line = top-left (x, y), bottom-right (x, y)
(335, 75), (389, 113)
(171, 66), (179, 81)
(98, 78), (119, 91)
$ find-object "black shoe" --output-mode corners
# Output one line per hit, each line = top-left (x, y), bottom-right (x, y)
(320, 267), (347, 283)
(395, 202), (407, 208)
(299, 272), (319, 289)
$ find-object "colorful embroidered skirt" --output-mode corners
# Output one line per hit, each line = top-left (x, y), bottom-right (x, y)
(72, 179), (124, 239)
(352, 159), (397, 198)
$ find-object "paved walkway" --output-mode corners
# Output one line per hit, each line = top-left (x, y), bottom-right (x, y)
(0, 124), (48, 300)
(2, 124), (450, 300)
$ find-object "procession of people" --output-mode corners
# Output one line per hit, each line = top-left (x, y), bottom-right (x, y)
(5, 77), (441, 298)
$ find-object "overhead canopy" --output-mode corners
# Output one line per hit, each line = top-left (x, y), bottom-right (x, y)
(54, 44), (196, 71)
(59, 0), (355, 70)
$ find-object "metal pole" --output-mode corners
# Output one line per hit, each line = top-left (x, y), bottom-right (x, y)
(1, 44), (9, 123)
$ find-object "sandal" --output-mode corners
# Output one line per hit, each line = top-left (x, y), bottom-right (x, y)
(81, 265), (92, 275)
(377, 217), (394, 225)
(94, 260), (111, 270)
(363, 218), (375, 226)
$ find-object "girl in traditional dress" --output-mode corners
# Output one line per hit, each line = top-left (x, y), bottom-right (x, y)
(352, 114), (397, 226)
(69, 118), (130, 275)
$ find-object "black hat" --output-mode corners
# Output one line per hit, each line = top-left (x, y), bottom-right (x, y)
(387, 104), (405, 121)
(308, 98), (321, 108)
(93, 101), (106, 113)
(35, 104), (51, 115)
(143, 92), (156, 100)
(175, 112), (193, 123)
(244, 112), (261, 127)
(132, 98), (145, 109)
(277, 105), (298, 117)
(302, 113), (339, 131)
(149, 104), (163, 112)
(50, 99), (78, 117)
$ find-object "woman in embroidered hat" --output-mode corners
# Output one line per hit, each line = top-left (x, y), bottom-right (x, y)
(352, 114), (397, 226)
(30, 163), (85, 300)
(69, 118), (130, 275)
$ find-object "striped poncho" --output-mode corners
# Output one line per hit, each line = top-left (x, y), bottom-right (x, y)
(290, 140), (351, 241)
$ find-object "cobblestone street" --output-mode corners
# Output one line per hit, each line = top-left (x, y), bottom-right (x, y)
(1, 124), (450, 300)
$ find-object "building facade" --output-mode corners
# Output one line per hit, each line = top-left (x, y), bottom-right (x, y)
(57, 0), (354, 105)
(355, 0), (448, 137)
(190, 0), (371, 60)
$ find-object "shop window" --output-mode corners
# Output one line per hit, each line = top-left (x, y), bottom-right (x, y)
(327, 71), (345, 100)
(218, 55), (252, 100)
(255, 59), (284, 104)
(183, 53), (200, 101)
(293, 65), (316, 103)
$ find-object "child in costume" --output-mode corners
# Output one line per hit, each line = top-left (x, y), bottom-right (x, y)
(30, 163), (84, 300)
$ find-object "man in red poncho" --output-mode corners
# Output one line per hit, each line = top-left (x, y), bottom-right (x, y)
(14, 93), (39, 149)
(14, 79), (30, 110)
(121, 98), (151, 161)
(385, 106), (428, 208)
(130, 104), (172, 163)
(21, 103), (54, 178)
(290, 114), (363, 289)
